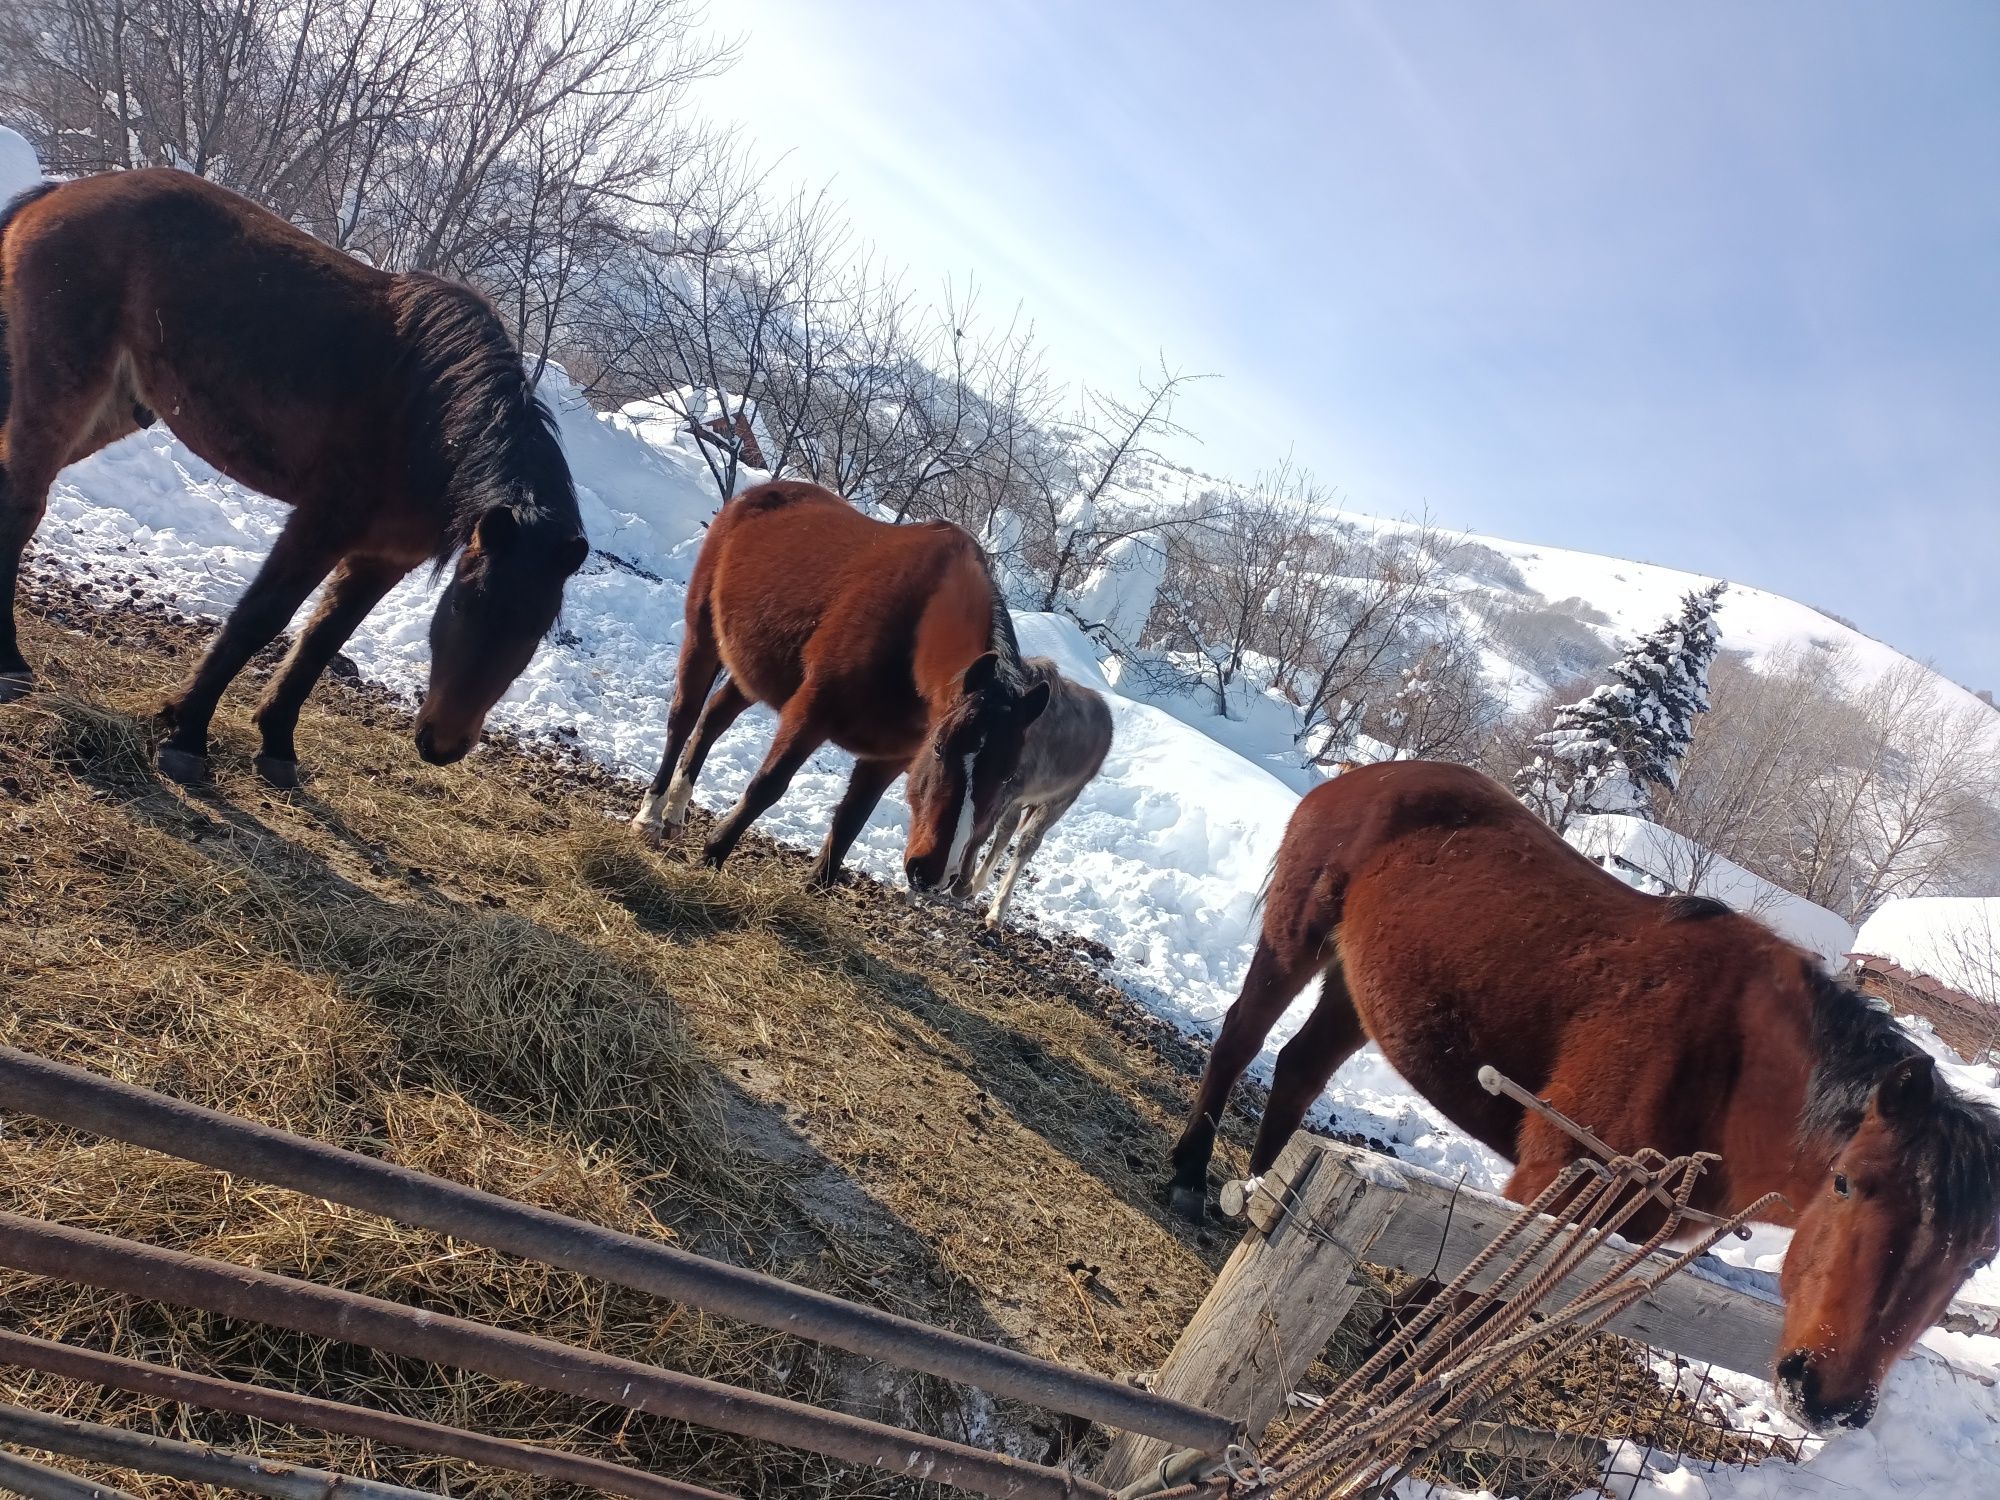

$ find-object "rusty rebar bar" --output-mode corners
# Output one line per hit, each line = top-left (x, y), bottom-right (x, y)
(0, 1445), (145, 1500)
(0, 1402), (440, 1500)
(0, 1330), (733, 1500)
(0, 1212), (1108, 1500)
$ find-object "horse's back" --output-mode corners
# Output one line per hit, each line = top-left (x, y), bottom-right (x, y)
(1274, 759), (1791, 1160)
(4, 170), (402, 497)
(702, 483), (994, 752)
(1015, 657), (1112, 798)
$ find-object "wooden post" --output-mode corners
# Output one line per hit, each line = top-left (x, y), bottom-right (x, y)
(1096, 1136), (1407, 1491)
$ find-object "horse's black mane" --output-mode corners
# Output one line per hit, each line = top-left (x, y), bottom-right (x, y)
(388, 273), (580, 562)
(1802, 963), (2000, 1242)
(1662, 893), (1733, 922)
(973, 538), (1030, 691)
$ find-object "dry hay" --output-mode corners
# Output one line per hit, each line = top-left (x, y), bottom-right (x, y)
(0, 593), (1777, 1500)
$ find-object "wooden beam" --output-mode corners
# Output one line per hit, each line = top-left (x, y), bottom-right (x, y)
(1302, 1139), (1786, 1376)
(1095, 1135), (1406, 1491)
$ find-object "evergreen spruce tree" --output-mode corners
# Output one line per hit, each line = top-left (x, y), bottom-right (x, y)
(1514, 582), (1726, 830)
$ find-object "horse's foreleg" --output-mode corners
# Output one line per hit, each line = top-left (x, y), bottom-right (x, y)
(958, 800), (1025, 902)
(632, 615), (724, 837)
(1248, 962), (1365, 1174)
(159, 517), (339, 783)
(983, 797), (1054, 927)
(249, 557), (406, 786)
(808, 756), (905, 890)
(1169, 937), (1317, 1219)
(700, 697), (825, 871)
(648, 677), (751, 837)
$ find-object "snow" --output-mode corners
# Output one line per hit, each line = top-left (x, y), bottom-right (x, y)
(20, 341), (2000, 1500)
(1066, 531), (1164, 649)
(1566, 814), (1857, 964)
(1, 125), (44, 201)
(1856, 898), (2000, 1007)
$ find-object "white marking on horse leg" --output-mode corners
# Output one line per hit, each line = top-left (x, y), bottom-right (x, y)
(630, 790), (666, 836)
(967, 803), (1018, 900)
(663, 774), (693, 825)
(987, 804), (1053, 929)
(987, 844), (1029, 927)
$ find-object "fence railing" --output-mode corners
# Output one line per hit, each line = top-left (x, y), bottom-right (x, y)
(0, 1043), (1236, 1500)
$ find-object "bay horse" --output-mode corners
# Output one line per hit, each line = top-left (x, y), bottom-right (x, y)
(1169, 759), (2000, 1432)
(629, 481), (1049, 890)
(0, 170), (588, 785)
(947, 656), (1112, 928)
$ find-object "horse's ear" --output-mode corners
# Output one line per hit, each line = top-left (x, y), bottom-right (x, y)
(961, 652), (999, 694)
(560, 534), (589, 574)
(474, 504), (519, 554)
(1873, 1054), (1937, 1123)
(1019, 680), (1051, 725)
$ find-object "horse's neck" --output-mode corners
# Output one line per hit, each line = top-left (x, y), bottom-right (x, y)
(1719, 976), (1831, 1218)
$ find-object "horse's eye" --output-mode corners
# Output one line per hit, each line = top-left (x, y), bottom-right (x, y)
(1833, 1173), (1851, 1198)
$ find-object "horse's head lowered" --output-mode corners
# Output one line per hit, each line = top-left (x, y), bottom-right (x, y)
(417, 503), (588, 764)
(902, 651), (1049, 893)
(1776, 1051), (2000, 1431)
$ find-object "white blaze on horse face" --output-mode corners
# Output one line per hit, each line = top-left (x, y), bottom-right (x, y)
(944, 752), (979, 876)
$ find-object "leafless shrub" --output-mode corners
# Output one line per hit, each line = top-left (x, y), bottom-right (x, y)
(1655, 650), (2000, 921)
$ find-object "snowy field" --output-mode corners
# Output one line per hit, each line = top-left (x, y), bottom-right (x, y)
(8, 136), (2000, 1499)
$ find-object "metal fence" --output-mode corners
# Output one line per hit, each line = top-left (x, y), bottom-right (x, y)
(0, 1044), (1237, 1500)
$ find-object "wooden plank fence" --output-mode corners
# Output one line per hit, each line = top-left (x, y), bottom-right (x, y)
(1098, 1131), (1998, 1492)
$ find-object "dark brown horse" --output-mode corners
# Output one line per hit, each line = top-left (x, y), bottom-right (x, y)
(0, 170), (587, 785)
(629, 481), (1048, 889)
(1170, 759), (2000, 1432)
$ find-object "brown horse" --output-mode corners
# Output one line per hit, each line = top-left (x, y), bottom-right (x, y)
(1169, 759), (2000, 1432)
(947, 656), (1113, 928)
(0, 170), (587, 785)
(629, 481), (1049, 889)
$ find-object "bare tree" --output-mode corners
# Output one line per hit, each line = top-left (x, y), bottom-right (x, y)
(1028, 362), (1213, 612)
(1366, 613), (1500, 763)
(1152, 461), (1325, 715)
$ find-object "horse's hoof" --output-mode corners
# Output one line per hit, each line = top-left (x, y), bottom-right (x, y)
(156, 746), (211, 785)
(0, 671), (33, 704)
(1169, 1184), (1209, 1223)
(254, 754), (302, 790)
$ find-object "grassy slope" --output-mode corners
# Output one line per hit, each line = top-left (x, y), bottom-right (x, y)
(0, 579), (1762, 1499)
(1, 580), (1241, 1498)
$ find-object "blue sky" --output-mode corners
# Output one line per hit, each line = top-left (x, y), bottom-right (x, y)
(694, 1), (1999, 692)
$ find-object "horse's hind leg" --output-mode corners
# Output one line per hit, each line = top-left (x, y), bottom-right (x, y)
(249, 556), (407, 785)
(631, 626), (724, 837)
(985, 791), (1075, 929)
(158, 512), (340, 782)
(0, 311), (135, 698)
(1248, 962), (1366, 1174)
(1168, 934), (1321, 1219)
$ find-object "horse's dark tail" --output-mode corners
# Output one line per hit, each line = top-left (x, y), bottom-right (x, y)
(0, 180), (59, 433)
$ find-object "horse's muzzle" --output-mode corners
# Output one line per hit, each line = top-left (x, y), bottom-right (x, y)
(1775, 1350), (1878, 1431)
(414, 724), (472, 766)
